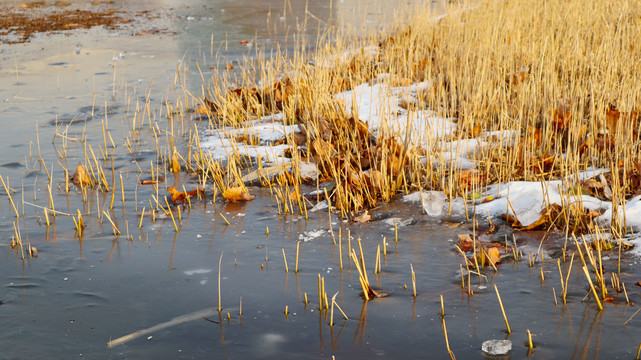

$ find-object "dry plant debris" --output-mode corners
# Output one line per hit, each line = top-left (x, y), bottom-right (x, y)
(70, 163), (93, 187)
(222, 187), (255, 202)
(177, 0), (641, 244)
(0, 7), (128, 44)
(167, 186), (204, 204)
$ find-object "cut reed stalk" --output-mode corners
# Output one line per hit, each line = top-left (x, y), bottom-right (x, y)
(410, 264), (417, 298)
(295, 241), (300, 273)
(318, 273), (323, 310)
(582, 265), (603, 311)
(103, 211), (121, 235)
(0, 175), (19, 219)
(442, 318), (455, 360)
(165, 198), (179, 232)
(339, 232), (343, 270)
(282, 248), (289, 272)
(330, 291), (338, 326)
(562, 254), (575, 303)
(218, 252), (223, 312)
(139, 206), (145, 228)
(494, 284), (511, 334)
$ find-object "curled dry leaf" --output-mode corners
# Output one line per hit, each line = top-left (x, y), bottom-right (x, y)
(70, 163), (93, 187)
(457, 234), (479, 252)
(353, 210), (372, 223)
(485, 247), (501, 266)
(475, 246), (501, 268)
(582, 178), (606, 190)
(167, 185), (204, 203)
(222, 186), (255, 202)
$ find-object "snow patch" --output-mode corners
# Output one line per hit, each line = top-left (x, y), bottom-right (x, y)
(299, 229), (327, 242)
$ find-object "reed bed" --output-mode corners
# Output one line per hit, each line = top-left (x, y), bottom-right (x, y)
(175, 0), (641, 243)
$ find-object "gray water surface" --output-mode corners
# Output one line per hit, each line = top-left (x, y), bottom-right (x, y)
(1, 1), (640, 359)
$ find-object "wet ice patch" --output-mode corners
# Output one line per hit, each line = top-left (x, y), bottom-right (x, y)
(403, 190), (448, 215)
(421, 191), (448, 216)
(384, 217), (412, 229)
(309, 200), (329, 212)
(184, 269), (212, 276)
(299, 229), (327, 242)
(254, 333), (287, 357)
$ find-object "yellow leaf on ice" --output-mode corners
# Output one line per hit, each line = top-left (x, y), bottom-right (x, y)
(222, 187), (255, 202)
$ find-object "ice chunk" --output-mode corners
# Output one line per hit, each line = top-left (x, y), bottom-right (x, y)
(481, 339), (512, 356)
(420, 190), (448, 216)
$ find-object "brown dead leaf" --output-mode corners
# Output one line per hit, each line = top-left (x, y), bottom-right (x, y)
(605, 103), (641, 137)
(458, 168), (486, 189)
(222, 186), (255, 202)
(203, 97), (219, 113)
(457, 234), (480, 252)
(486, 247), (501, 266)
(354, 210), (372, 223)
(167, 185), (204, 203)
(486, 221), (498, 235)
(582, 178), (606, 190)
(552, 101), (572, 132)
(529, 154), (557, 174)
(70, 163), (93, 187)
